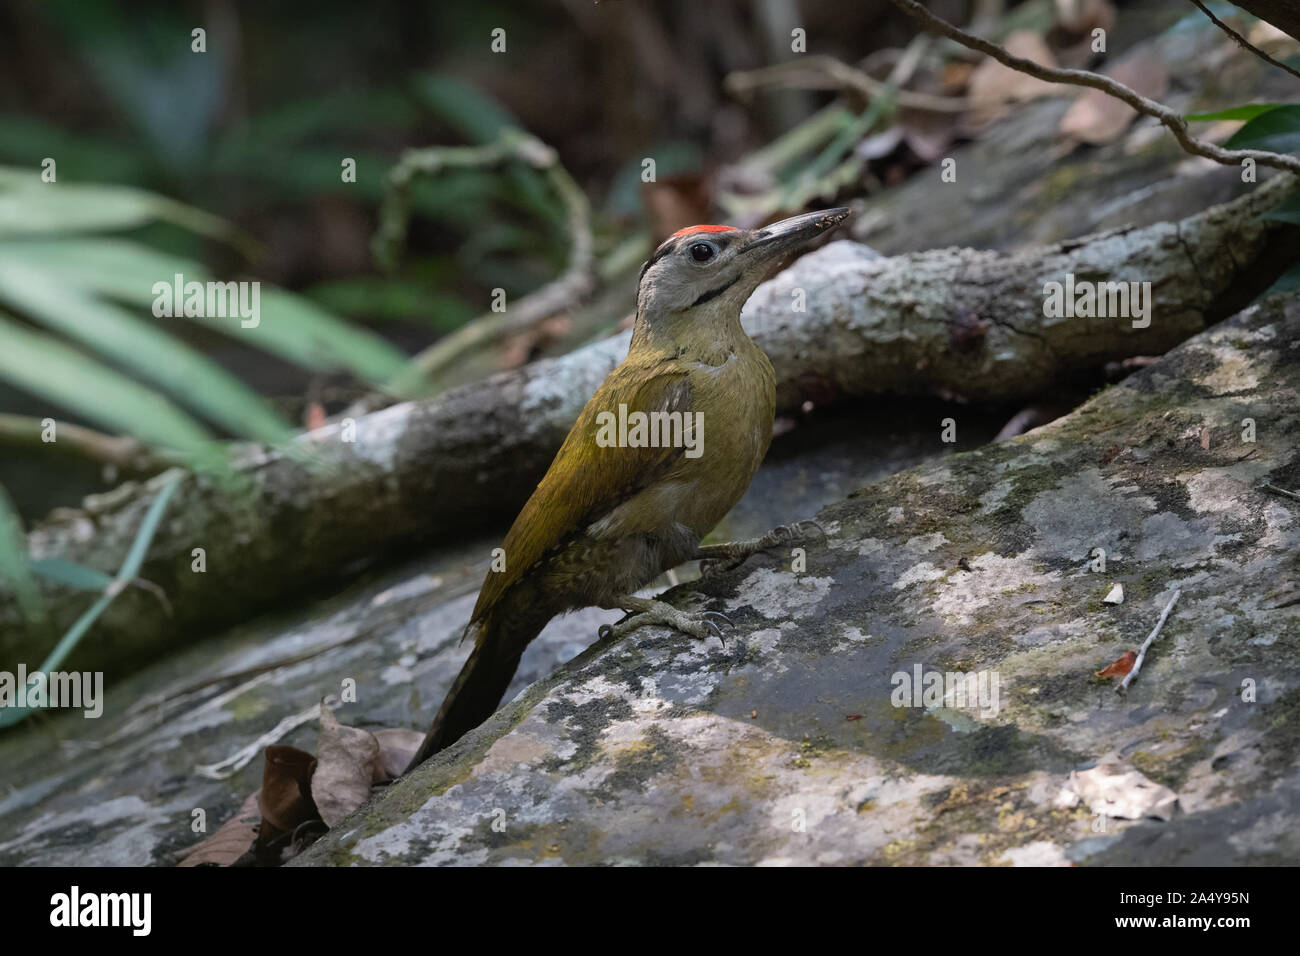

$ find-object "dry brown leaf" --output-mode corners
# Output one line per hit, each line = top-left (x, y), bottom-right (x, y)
(1096, 650), (1137, 679)
(967, 31), (1060, 127)
(259, 744), (318, 836)
(1058, 52), (1168, 145)
(941, 61), (975, 93)
(177, 790), (261, 867)
(311, 705), (381, 827)
(373, 728), (425, 782)
(498, 314), (572, 370)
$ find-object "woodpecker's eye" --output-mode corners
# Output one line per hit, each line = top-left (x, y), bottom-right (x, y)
(689, 242), (716, 263)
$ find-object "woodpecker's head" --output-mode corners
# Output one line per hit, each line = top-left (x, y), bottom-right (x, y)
(635, 207), (851, 326)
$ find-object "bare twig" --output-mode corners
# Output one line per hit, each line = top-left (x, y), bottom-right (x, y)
(1263, 482), (1300, 501)
(375, 130), (597, 399)
(194, 697), (337, 779)
(1117, 590), (1182, 693)
(727, 54), (969, 112)
(885, 0), (1300, 175)
(1189, 0), (1300, 81)
(0, 413), (177, 475)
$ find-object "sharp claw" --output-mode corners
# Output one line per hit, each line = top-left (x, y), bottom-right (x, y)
(598, 623), (614, 640)
(702, 610), (734, 627)
(705, 620), (722, 640)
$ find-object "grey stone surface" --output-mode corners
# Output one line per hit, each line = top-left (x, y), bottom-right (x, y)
(290, 297), (1300, 866)
(0, 391), (999, 865)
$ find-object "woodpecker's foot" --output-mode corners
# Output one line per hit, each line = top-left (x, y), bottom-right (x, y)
(598, 596), (732, 644)
(695, 520), (825, 577)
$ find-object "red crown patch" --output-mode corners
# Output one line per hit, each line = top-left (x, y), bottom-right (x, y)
(670, 224), (738, 238)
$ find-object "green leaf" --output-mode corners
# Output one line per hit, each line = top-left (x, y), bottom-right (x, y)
(0, 238), (410, 385)
(407, 76), (560, 224)
(0, 166), (234, 239)
(0, 237), (192, 303)
(1263, 192), (1300, 226)
(0, 483), (47, 633)
(252, 288), (411, 383)
(1186, 104), (1290, 122)
(29, 559), (114, 592)
(411, 74), (521, 145)
(208, 144), (395, 201)
(1224, 105), (1300, 154)
(231, 88), (421, 149)
(0, 261), (295, 444)
(0, 310), (219, 464)
(42, 3), (226, 178)
(120, 476), (182, 581)
(306, 277), (475, 330)
(0, 114), (151, 184)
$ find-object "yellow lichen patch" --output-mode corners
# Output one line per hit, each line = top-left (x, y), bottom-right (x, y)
(881, 838), (919, 863)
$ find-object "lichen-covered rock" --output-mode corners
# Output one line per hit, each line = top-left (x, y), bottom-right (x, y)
(296, 294), (1300, 866)
(0, 389), (992, 865)
(0, 540), (590, 866)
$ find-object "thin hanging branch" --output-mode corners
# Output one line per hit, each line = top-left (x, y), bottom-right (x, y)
(885, 0), (1300, 175)
(0, 414), (177, 475)
(1189, 0), (1300, 81)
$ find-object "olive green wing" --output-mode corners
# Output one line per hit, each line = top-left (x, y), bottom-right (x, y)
(471, 356), (694, 621)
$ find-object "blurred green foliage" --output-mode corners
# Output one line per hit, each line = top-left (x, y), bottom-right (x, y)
(0, 0), (587, 624)
(0, 0), (582, 527)
(0, 0), (573, 343)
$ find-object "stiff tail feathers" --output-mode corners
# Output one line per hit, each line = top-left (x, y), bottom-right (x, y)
(404, 614), (541, 772)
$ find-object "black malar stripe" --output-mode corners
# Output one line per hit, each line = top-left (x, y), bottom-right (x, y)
(688, 274), (740, 308)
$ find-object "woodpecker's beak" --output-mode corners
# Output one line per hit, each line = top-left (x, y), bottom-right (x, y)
(739, 207), (851, 258)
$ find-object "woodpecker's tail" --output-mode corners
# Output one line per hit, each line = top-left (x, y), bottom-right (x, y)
(404, 614), (540, 772)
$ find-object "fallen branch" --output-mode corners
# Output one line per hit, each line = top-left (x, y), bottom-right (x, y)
(1263, 482), (1300, 501)
(3, 177), (1295, 677)
(886, 0), (1300, 176)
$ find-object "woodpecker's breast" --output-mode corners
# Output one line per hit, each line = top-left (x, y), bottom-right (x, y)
(589, 341), (776, 545)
